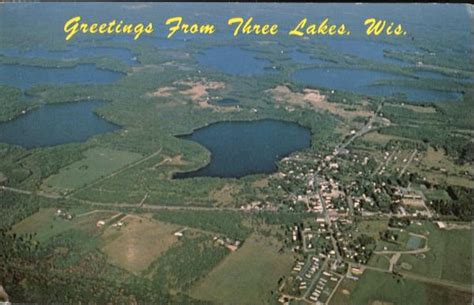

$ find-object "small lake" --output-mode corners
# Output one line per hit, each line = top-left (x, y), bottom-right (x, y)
(215, 98), (239, 106)
(289, 49), (331, 65)
(292, 67), (401, 92)
(323, 38), (417, 66)
(196, 46), (274, 76)
(141, 36), (188, 49)
(292, 67), (461, 102)
(0, 63), (124, 89)
(0, 46), (137, 65)
(0, 100), (120, 149)
(174, 119), (311, 178)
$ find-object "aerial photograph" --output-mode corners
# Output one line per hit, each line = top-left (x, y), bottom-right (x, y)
(0, 3), (472, 305)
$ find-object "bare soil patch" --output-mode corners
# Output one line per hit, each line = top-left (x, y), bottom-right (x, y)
(267, 85), (373, 119)
(101, 215), (181, 273)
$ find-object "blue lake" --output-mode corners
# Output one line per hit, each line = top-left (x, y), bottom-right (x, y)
(174, 119), (311, 178)
(292, 67), (461, 102)
(0, 46), (137, 65)
(196, 46), (274, 76)
(141, 36), (188, 49)
(0, 63), (124, 89)
(0, 100), (120, 149)
(289, 49), (331, 65)
(292, 67), (401, 92)
(215, 98), (239, 106)
(323, 38), (416, 66)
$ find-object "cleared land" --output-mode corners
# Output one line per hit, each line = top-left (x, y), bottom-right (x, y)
(12, 208), (118, 242)
(397, 223), (472, 284)
(349, 270), (471, 305)
(413, 147), (473, 188)
(360, 132), (417, 145)
(190, 234), (294, 305)
(42, 147), (142, 193)
(355, 219), (389, 240)
(388, 103), (437, 114)
(267, 85), (373, 119)
(101, 215), (181, 273)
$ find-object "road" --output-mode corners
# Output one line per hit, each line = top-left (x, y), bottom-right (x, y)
(344, 187), (354, 216)
(312, 175), (342, 262)
(398, 149), (418, 178)
(335, 101), (384, 155)
(371, 151), (394, 178)
(303, 259), (330, 299)
(0, 185), (245, 212)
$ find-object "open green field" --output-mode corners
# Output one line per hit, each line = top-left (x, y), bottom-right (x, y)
(397, 223), (472, 284)
(12, 208), (74, 242)
(329, 278), (358, 305)
(367, 254), (391, 270)
(42, 147), (143, 193)
(101, 215), (182, 273)
(190, 234), (294, 305)
(355, 219), (389, 240)
(349, 270), (471, 305)
(12, 208), (119, 242)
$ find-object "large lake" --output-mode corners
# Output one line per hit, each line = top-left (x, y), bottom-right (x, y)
(0, 46), (137, 65)
(292, 67), (461, 102)
(0, 100), (120, 149)
(196, 46), (274, 76)
(0, 63), (124, 89)
(174, 119), (311, 178)
(324, 38), (416, 66)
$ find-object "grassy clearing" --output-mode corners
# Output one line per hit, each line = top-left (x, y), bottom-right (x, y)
(355, 219), (389, 240)
(411, 147), (473, 188)
(190, 234), (294, 305)
(389, 103), (437, 114)
(367, 255), (391, 270)
(360, 132), (412, 145)
(101, 215), (181, 273)
(42, 147), (142, 193)
(350, 270), (426, 305)
(349, 270), (471, 305)
(209, 183), (241, 206)
(12, 208), (73, 242)
(11, 208), (118, 242)
(328, 278), (358, 305)
(397, 222), (472, 284)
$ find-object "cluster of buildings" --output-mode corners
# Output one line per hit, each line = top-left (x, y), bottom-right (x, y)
(213, 235), (241, 252)
(55, 209), (73, 220)
(270, 136), (441, 304)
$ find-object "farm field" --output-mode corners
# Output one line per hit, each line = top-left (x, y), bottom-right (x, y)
(41, 147), (143, 193)
(190, 234), (294, 305)
(101, 215), (182, 273)
(12, 208), (118, 242)
(348, 270), (471, 305)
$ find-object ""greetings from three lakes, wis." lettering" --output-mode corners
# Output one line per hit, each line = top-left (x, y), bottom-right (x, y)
(63, 16), (407, 41)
